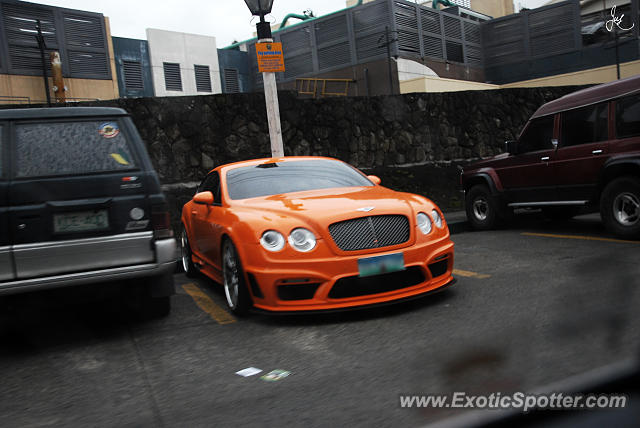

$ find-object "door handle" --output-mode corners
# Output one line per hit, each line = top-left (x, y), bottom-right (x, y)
(541, 156), (550, 162)
(191, 210), (198, 215)
(592, 149), (603, 154)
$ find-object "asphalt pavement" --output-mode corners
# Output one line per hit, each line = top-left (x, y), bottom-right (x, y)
(1, 211), (638, 427)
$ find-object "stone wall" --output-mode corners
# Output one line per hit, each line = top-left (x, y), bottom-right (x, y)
(79, 87), (582, 229)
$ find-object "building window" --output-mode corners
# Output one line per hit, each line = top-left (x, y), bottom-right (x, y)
(163, 62), (182, 91)
(194, 64), (212, 92)
(122, 60), (143, 90)
(224, 68), (240, 93)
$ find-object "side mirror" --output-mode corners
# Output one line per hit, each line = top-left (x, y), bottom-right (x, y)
(551, 139), (558, 149)
(505, 140), (518, 155)
(367, 175), (381, 185)
(194, 191), (214, 205)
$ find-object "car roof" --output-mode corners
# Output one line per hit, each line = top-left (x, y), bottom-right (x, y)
(0, 107), (129, 120)
(531, 74), (640, 119)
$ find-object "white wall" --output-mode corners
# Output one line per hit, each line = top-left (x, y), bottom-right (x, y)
(146, 28), (222, 97)
(397, 59), (439, 82)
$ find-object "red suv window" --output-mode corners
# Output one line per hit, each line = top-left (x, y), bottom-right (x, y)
(561, 103), (608, 146)
(616, 95), (640, 139)
(518, 116), (554, 153)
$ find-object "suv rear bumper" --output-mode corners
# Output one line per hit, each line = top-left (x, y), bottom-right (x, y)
(0, 238), (177, 296)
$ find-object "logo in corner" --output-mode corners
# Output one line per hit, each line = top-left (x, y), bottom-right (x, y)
(357, 206), (375, 212)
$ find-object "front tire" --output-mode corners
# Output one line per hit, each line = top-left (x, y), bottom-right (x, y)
(600, 176), (640, 239)
(222, 239), (252, 316)
(465, 184), (501, 230)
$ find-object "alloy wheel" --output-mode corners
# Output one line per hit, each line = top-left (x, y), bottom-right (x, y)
(613, 192), (640, 226)
(223, 243), (240, 309)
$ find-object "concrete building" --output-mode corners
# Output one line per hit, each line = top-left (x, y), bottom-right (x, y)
(0, 0), (119, 104)
(146, 29), (222, 97)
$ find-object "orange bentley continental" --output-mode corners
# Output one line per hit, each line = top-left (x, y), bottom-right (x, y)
(180, 157), (455, 314)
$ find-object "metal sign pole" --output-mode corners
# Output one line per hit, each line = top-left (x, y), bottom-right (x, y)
(259, 38), (284, 158)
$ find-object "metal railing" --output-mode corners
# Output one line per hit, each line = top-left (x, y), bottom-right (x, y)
(296, 78), (355, 98)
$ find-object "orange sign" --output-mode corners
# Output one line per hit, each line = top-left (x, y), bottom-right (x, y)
(256, 42), (285, 73)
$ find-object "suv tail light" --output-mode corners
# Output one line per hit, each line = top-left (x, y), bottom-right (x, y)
(151, 205), (174, 239)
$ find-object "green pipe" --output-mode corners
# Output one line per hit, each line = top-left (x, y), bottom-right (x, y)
(432, 0), (455, 9)
(279, 13), (312, 30)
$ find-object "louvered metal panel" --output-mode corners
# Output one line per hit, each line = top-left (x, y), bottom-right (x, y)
(7, 44), (54, 74)
(2, 3), (57, 47)
(280, 26), (311, 55)
(443, 15), (462, 39)
(1, 1), (110, 79)
(318, 42), (351, 70)
(68, 50), (108, 75)
(465, 45), (482, 65)
(283, 52), (312, 79)
(463, 21), (481, 45)
(314, 14), (348, 45)
(163, 62), (182, 91)
(421, 8), (441, 35)
(194, 64), (212, 92)
(122, 60), (143, 90)
(397, 30), (420, 54)
(63, 13), (104, 49)
(484, 39), (525, 64)
(394, 1), (417, 29)
(355, 32), (386, 61)
(528, 4), (576, 57)
(484, 16), (524, 42)
(224, 68), (240, 93)
(353, 1), (388, 33)
(423, 34), (443, 58)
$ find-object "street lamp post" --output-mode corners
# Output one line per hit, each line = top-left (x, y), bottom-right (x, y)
(243, 0), (284, 157)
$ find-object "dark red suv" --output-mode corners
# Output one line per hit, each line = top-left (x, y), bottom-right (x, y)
(461, 75), (640, 238)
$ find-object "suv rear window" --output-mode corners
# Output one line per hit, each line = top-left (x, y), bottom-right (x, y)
(15, 120), (137, 178)
(616, 95), (640, 139)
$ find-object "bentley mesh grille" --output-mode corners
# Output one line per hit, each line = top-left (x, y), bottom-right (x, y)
(328, 215), (410, 251)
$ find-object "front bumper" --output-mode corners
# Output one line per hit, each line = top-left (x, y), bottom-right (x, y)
(242, 234), (455, 312)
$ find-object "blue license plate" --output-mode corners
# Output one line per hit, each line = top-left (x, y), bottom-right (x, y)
(358, 253), (405, 278)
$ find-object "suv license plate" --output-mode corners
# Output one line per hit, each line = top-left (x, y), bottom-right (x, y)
(54, 210), (109, 234)
(358, 252), (405, 278)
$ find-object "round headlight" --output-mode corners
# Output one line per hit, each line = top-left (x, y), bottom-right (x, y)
(288, 228), (316, 252)
(432, 209), (443, 228)
(417, 212), (432, 235)
(260, 230), (285, 252)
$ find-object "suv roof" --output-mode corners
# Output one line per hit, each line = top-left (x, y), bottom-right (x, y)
(531, 74), (640, 119)
(0, 107), (129, 120)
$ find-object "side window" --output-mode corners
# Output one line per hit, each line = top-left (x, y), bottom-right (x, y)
(616, 95), (640, 139)
(518, 116), (555, 154)
(561, 103), (608, 147)
(197, 172), (221, 204)
(15, 120), (137, 178)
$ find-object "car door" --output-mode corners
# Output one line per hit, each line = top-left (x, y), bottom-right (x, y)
(191, 171), (224, 270)
(9, 117), (155, 280)
(494, 115), (558, 203)
(0, 122), (14, 282)
(553, 102), (610, 202)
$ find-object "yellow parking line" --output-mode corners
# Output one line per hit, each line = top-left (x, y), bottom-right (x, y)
(522, 232), (640, 244)
(453, 269), (491, 279)
(182, 283), (236, 325)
